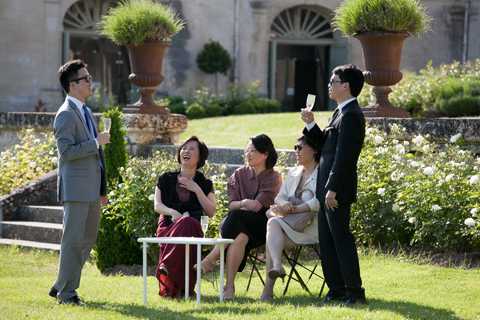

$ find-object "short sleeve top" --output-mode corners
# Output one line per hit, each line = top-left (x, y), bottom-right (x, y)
(227, 166), (282, 209)
(156, 170), (214, 223)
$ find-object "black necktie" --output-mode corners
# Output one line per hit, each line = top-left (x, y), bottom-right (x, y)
(328, 108), (340, 126)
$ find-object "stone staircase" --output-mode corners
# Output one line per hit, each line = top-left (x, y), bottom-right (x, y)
(0, 146), (295, 252)
(0, 204), (63, 251)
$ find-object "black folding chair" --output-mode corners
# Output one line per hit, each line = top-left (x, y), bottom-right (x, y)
(282, 243), (326, 297)
(245, 246), (265, 292)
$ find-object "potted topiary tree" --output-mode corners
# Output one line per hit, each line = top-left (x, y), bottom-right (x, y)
(100, 0), (184, 114)
(196, 40), (232, 95)
(333, 0), (431, 117)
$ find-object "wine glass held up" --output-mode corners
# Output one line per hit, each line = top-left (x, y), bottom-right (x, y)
(306, 94), (316, 111)
(102, 117), (112, 133)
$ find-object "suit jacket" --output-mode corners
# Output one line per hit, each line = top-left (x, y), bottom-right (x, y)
(53, 99), (107, 202)
(303, 99), (365, 204)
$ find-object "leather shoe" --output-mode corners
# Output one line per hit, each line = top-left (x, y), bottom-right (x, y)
(58, 295), (84, 306)
(48, 287), (58, 298)
(344, 294), (367, 306)
(323, 290), (346, 304)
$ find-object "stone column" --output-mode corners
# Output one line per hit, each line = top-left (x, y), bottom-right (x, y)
(249, 0), (272, 95)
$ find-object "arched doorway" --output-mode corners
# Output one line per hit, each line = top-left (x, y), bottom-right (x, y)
(63, 0), (131, 109)
(269, 5), (345, 110)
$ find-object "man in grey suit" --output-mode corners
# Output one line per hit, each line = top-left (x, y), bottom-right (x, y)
(49, 60), (110, 305)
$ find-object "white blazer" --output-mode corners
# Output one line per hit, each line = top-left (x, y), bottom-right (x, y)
(269, 165), (320, 245)
(274, 166), (320, 212)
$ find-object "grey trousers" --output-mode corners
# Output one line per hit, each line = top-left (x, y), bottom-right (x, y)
(53, 200), (100, 300)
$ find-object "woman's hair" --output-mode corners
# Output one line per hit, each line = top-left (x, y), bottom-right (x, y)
(297, 135), (321, 162)
(176, 136), (209, 169)
(250, 134), (278, 169)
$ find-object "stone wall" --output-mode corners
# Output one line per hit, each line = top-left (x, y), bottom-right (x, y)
(2, 111), (479, 154)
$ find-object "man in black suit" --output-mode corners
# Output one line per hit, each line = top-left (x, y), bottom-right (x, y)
(301, 64), (366, 305)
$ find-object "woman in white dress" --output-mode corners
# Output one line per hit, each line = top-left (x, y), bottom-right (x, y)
(260, 134), (321, 301)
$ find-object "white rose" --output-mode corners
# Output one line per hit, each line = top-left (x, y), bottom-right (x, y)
(391, 171), (404, 182)
(431, 205), (442, 212)
(423, 166), (435, 176)
(393, 155), (402, 162)
(29, 161), (37, 168)
(450, 133), (462, 143)
(408, 217), (417, 224)
(377, 188), (386, 196)
(410, 161), (420, 168)
(403, 141), (410, 146)
(392, 203), (400, 212)
(374, 135), (384, 145)
(151, 173), (157, 178)
(468, 175), (479, 185)
(395, 144), (406, 155)
(51, 157), (58, 164)
(148, 194), (155, 201)
(422, 145), (430, 153)
(445, 174), (455, 182)
(471, 208), (478, 217)
(413, 135), (425, 146)
(464, 218), (476, 227)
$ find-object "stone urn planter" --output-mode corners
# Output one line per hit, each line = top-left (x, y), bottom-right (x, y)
(126, 41), (170, 114)
(356, 32), (410, 118)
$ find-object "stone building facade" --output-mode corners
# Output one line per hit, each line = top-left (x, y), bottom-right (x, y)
(0, 0), (478, 112)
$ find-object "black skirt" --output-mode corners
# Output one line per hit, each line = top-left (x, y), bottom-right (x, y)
(221, 208), (268, 272)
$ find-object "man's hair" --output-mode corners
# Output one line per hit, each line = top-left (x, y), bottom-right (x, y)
(58, 59), (87, 93)
(333, 64), (365, 97)
(176, 136), (209, 169)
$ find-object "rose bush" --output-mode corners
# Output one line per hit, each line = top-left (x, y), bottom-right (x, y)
(0, 129), (56, 196)
(352, 124), (480, 251)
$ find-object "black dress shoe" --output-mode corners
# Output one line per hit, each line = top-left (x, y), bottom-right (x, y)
(344, 295), (367, 306)
(58, 295), (84, 306)
(323, 291), (347, 303)
(48, 287), (58, 298)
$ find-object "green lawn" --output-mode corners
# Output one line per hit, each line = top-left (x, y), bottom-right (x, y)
(1, 246), (479, 319)
(179, 112), (331, 149)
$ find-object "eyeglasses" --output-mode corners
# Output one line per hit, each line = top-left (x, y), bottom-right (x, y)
(70, 75), (92, 83)
(329, 79), (344, 85)
(294, 144), (303, 151)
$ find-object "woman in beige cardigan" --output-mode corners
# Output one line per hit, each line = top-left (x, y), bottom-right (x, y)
(260, 134), (321, 301)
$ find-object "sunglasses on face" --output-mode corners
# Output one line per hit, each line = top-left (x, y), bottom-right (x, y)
(70, 75), (92, 83)
(294, 144), (303, 151)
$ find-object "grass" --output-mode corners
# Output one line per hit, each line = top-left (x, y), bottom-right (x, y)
(179, 112), (331, 149)
(1, 246), (479, 319)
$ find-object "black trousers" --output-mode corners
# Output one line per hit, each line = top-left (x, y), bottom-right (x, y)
(318, 202), (364, 297)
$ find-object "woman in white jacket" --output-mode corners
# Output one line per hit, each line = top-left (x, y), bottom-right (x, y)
(260, 134), (321, 301)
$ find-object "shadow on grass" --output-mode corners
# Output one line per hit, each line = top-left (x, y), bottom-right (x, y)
(86, 301), (207, 320)
(271, 295), (461, 319)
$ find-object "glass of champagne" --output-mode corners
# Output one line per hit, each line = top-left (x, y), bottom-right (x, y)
(200, 216), (209, 238)
(103, 117), (112, 133)
(306, 94), (316, 111)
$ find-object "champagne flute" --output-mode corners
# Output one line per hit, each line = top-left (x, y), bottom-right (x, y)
(103, 117), (112, 133)
(306, 94), (316, 111)
(200, 216), (209, 238)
